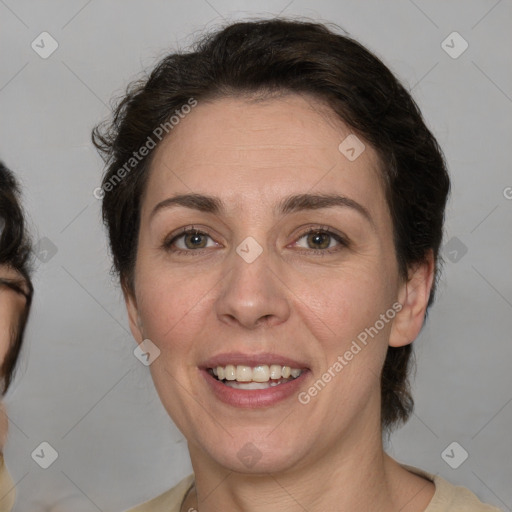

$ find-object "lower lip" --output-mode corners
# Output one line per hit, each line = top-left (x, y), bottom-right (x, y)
(201, 369), (309, 408)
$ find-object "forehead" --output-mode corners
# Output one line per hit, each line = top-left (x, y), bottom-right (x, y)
(143, 94), (386, 219)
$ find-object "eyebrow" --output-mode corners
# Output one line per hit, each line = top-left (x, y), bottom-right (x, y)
(150, 193), (374, 226)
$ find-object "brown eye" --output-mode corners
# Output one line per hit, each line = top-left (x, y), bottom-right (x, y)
(295, 228), (348, 254)
(306, 231), (331, 250)
(182, 231), (208, 249)
(164, 228), (217, 254)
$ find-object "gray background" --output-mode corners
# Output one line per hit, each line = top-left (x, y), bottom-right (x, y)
(1, 0), (511, 510)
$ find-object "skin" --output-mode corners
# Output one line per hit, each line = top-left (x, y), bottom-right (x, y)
(125, 94), (436, 512)
(0, 265), (27, 450)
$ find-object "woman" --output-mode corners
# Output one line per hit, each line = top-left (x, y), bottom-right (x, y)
(93, 19), (501, 512)
(0, 161), (33, 510)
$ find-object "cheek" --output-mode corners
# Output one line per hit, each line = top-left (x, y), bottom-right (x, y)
(0, 322), (9, 361)
(292, 261), (394, 341)
(0, 300), (16, 362)
(136, 267), (219, 354)
(288, 265), (395, 431)
(289, 262), (397, 414)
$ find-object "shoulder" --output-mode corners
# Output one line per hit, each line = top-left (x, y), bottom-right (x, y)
(402, 464), (503, 512)
(126, 467), (503, 512)
(125, 474), (194, 512)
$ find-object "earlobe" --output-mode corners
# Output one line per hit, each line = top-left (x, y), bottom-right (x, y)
(389, 251), (435, 348)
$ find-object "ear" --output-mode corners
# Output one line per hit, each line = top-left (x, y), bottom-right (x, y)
(122, 280), (144, 344)
(389, 250), (435, 348)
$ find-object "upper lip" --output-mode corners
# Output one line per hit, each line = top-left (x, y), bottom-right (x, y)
(201, 352), (308, 369)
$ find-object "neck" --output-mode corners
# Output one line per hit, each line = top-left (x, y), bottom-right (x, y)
(185, 406), (410, 512)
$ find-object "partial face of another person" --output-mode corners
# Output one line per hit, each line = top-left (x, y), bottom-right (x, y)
(0, 266), (27, 365)
(0, 265), (28, 447)
(125, 94), (432, 473)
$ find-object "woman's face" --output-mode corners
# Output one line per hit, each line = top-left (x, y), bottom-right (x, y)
(126, 94), (430, 473)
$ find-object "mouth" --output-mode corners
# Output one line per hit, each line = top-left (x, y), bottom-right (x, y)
(200, 355), (309, 408)
(207, 364), (303, 390)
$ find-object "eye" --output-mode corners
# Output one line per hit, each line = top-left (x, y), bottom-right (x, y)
(162, 225), (348, 256)
(163, 227), (218, 255)
(294, 227), (348, 255)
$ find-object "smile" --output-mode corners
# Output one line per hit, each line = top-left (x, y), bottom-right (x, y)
(208, 364), (303, 390)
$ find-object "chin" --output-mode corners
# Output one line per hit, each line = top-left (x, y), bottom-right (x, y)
(196, 430), (311, 475)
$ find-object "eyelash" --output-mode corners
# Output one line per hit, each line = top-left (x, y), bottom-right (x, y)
(162, 225), (348, 257)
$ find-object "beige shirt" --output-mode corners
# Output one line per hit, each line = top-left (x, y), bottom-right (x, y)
(0, 454), (15, 512)
(126, 465), (502, 512)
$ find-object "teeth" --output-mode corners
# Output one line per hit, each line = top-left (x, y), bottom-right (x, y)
(269, 364), (281, 379)
(224, 378), (292, 390)
(225, 381), (272, 390)
(211, 364), (303, 383)
(252, 365), (270, 382)
(236, 365), (252, 382)
(225, 364), (236, 381)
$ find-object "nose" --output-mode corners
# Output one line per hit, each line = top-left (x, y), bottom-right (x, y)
(214, 242), (291, 330)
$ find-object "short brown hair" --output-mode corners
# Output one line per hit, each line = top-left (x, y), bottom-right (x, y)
(92, 18), (450, 432)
